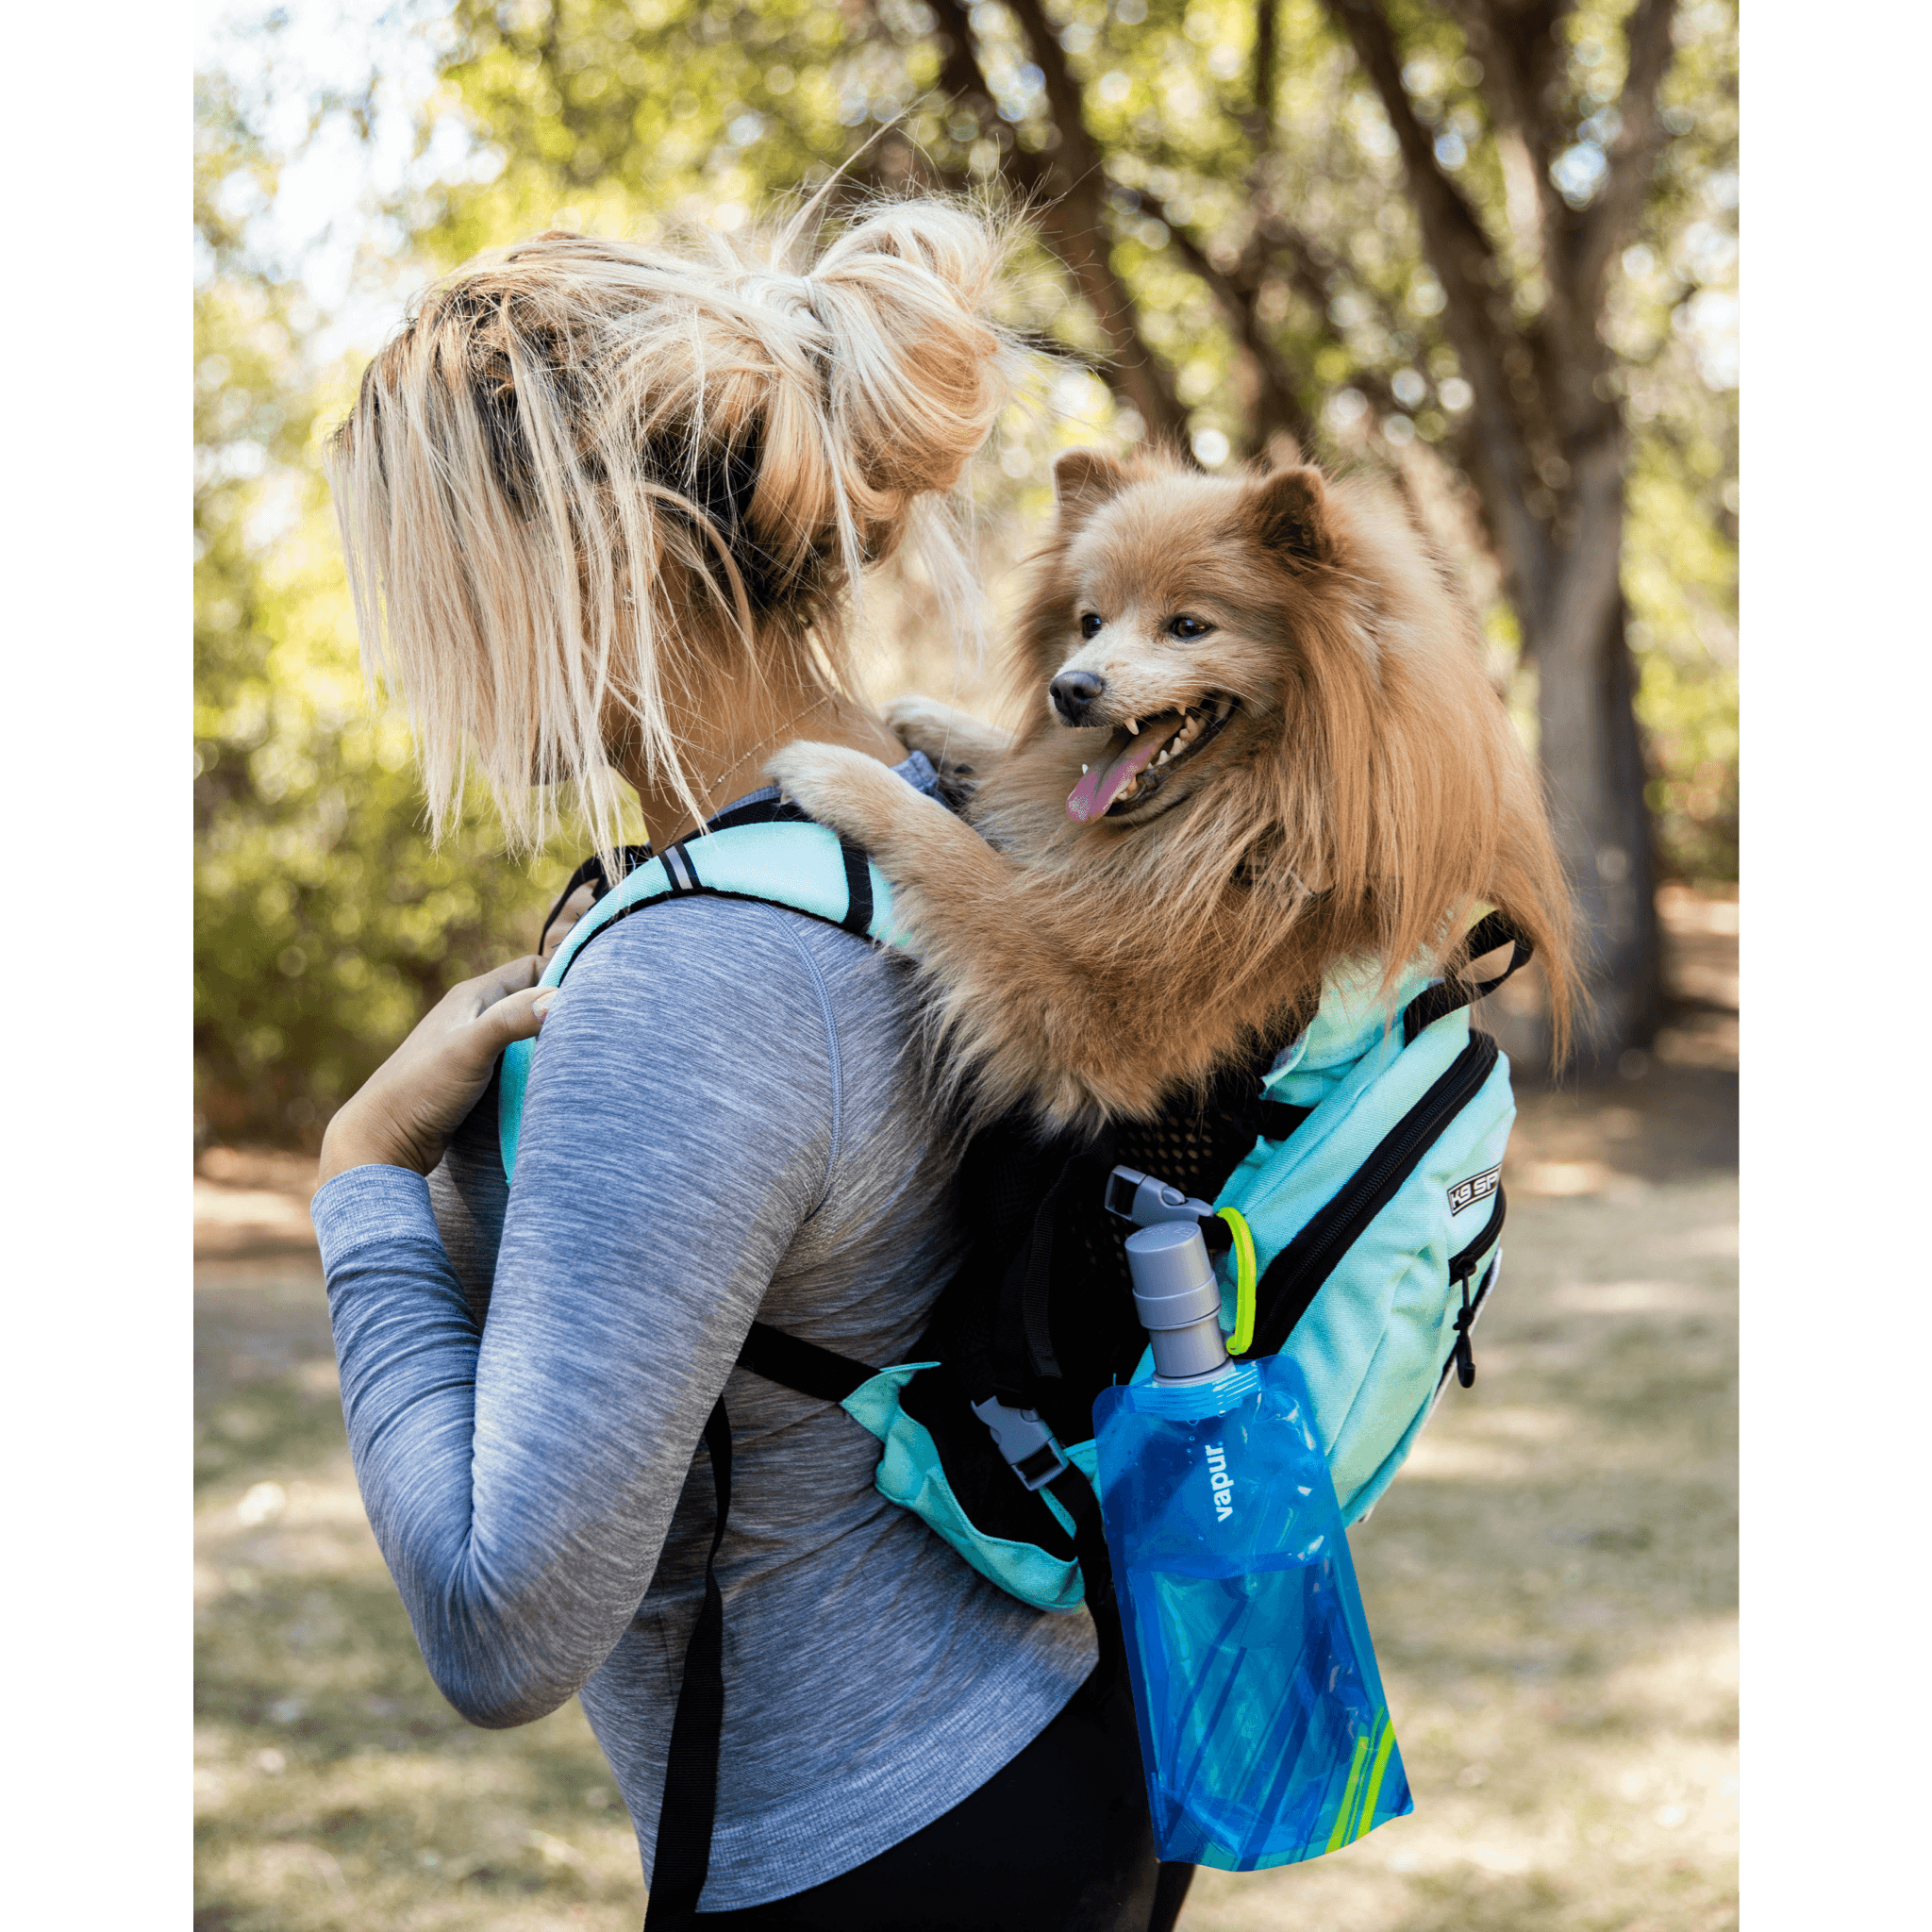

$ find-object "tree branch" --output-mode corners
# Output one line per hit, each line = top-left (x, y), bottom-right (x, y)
(1327, 0), (1501, 306)
(1449, 0), (1569, 248)
(1567, 0), (1680, 314)
(927, 0), (1189, 441)
(1324, 0), (1545, 607)
(1129, 185), (1322, 452)
(1247, 0), (1279, 146)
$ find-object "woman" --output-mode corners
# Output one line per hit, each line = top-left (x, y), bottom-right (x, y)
(312, 201), (1191, 1930)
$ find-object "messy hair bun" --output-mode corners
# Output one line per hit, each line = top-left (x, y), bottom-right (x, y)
(328, 197), (1018, 856)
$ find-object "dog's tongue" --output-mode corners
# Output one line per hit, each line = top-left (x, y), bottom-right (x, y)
(1067, 726), (1166, 823)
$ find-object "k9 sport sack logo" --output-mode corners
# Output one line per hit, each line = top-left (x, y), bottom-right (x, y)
(1447, 1164), (1501, 1216)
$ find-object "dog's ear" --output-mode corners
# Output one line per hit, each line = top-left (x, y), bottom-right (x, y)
(1244, 465), (1340, 570)
(1051, 450), (1131, 529)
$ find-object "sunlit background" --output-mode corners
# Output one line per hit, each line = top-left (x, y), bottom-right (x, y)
(194, 0), (1736, 1144)
(194, 5), (1737, 1926)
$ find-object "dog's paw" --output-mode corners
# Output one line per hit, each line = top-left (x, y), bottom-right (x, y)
(882, 695), (1011, 774)
(766, 740), (905, 843)
(880, 694), (963, 758)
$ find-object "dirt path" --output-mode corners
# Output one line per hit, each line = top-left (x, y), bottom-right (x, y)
(194, 890), (1737, 1932)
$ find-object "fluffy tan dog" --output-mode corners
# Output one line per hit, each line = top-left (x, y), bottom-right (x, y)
(769, 448), (1576, 1131)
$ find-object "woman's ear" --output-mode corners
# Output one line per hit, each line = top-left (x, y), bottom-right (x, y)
(1051, 450), (1131, 530)
(1243, 465), (1341, 571)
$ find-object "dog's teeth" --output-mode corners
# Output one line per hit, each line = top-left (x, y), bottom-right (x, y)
(1081, 764), (1090, 774)
(1125, 718), (1140, 736)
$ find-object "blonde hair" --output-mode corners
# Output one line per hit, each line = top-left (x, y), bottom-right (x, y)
(328, 198), (1020, 857)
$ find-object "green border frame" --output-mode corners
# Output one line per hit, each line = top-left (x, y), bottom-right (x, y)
(11, 0), (180, 1916)
(1746, 8), (1924, 1924)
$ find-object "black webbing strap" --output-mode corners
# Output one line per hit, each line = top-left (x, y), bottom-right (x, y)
(1046, 1464), (1125, 1700)
(542, 796), (824, 947)
(1446, 1184), (1507, 1286)
(703, 793), (814, 835)
(1256, 1098), (1314, 1142)
(1455, 1257), (1500, 1390)
(1003, 1147), (1110, 1389)
(974, 1126), (1123, 1398)
(734, 1321), (875, 1405)
(1401, 912), (1535, 1044)
(644, 1399), (734, 1929)
(539, 808), (881, 983)
(536, 849), (630, 955)
(659, 841), (703, 895)
(839, 840), (874, 937)
(1446, 1187), (1507, 1391)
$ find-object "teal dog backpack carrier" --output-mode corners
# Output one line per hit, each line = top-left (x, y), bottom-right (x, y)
(498, 795), (1531, 1913)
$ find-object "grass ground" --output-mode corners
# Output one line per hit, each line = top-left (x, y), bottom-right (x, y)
(193, 888), (1737, 1932)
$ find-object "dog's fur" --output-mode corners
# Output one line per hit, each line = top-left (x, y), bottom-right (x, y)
(769, 448), (1576, 1131)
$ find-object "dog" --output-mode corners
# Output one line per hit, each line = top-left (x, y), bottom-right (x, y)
(768, 448), (1575, 1132)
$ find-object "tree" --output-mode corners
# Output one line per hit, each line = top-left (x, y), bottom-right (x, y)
(1318, 0), (1685, 1058)
(426, 0), (1735, 1069)
(191, 0), (1735, 1136)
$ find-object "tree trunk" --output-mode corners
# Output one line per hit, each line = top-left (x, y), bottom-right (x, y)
(1597, 591), (1666, 1052)
(1528, 436), (1666, 1067)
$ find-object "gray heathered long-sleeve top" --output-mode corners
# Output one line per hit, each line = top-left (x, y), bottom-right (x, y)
(309, 757), (1098, 1912)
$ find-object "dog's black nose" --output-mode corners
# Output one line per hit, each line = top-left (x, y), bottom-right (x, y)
(1050, 669), (1107, 724)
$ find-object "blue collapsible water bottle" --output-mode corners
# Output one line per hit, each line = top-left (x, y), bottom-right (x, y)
(1091, 1219), (1413, 1869)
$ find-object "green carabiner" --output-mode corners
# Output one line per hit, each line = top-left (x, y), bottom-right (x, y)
(1218, 1206), (1257, 1356)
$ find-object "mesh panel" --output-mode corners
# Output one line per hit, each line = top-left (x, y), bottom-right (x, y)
(892, 1045), (1302, 1521)
(1032, 1057), (1278, 1440)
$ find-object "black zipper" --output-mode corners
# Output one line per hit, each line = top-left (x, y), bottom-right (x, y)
(1247, 1031), (1501, 1358)
(1447, 1183), (1506, 1282)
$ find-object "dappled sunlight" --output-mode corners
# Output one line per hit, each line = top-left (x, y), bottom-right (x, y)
(194, 1104), (1734, 1928)
(1396, 1434), (1539, 1482)
(1599, 1617), (1738, 1734)
(1184, 1160), (1738, 1929)
(199, 1466), (391, 1593)
(1552, 1277), (1731, 1316)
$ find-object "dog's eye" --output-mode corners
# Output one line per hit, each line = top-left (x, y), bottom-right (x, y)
(1079, 613), (1105, 639)
(1167, 614), (1214, 640)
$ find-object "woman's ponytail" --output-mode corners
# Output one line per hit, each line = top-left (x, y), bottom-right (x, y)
(328, 195), (1022, 862)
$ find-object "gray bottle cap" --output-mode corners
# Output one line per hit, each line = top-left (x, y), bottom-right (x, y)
(1125, 1221), (1216, 1306)
(1126, 1223), (1229, 1381)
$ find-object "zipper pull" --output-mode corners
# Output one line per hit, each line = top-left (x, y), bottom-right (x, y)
(1452, 1272), (1476, 1389)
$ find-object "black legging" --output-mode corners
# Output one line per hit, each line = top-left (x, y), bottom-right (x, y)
(687, 1666), (1194, 1931)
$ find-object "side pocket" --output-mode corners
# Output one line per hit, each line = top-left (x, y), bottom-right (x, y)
(841, 1365), (1090, 1615)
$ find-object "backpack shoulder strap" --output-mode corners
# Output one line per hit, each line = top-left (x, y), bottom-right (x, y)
(734, 1321), (875, 1404)
(1400, 910), (1533, 1043)
(498, 806), (905, 1180)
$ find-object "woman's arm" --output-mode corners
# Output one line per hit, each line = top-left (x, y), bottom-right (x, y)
(313, 901), (840, 1728)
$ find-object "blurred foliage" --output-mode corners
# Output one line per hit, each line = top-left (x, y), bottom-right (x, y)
(194, 0), (1735, 1143)
(195, 72), (559, 1145)
(413, 0), (1737, 881)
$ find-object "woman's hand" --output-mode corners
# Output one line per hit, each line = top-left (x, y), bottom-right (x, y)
(316, 956), (557, 1191)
